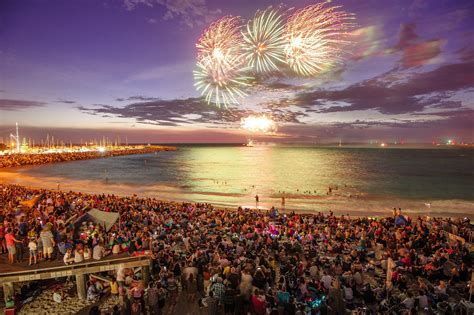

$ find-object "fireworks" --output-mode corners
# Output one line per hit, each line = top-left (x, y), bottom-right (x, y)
(284, 3), (355, 76)
(241, 7), (287, 73)
(194, 16), (252, 107)
(241, 115), (277, 133)
(194, 2), (356, 107)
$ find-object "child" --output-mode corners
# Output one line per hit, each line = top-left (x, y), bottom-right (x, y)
(28, 237), (37, 265)
(63, 248), (74, 265)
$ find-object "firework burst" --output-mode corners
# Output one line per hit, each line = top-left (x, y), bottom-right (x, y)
(241, 115), (277, 133)
(241, 7), (287, 73)
(194, 16), (252, 107)
(284, 3), (355, 76)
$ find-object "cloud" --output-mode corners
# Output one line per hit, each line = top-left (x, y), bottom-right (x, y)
(0, 99), (46, 111)
(118, 96), (160, 102)
(387, 23), (444, 69)
(457, 46), (474, 62)
(124, 0), (221, 28)
(57, 99), (76, 104)
(79, 96), (303, 127)
(293, 59), (474, 115)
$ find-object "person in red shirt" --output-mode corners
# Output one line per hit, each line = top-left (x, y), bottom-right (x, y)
(5, 228), (22, 264)
(251, 289), (266, 315)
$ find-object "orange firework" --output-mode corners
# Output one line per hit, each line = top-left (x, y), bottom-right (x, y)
(284, 2), (355, 76)
(194, 16), (252, 107)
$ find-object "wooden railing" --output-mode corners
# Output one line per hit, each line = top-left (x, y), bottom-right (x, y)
(0, 255), (151, 285)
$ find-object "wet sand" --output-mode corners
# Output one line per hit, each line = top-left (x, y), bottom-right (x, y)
(1, 167), (473, 218)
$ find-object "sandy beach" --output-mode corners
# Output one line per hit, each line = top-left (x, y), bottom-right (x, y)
(1, 165), (473, 218)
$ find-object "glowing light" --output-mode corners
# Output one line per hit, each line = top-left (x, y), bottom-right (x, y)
(241, 7), (287, 73)
(380, 143), (386, 147)
(194, 16), (252, 107)
(97, 147), (106, 153)
(284, 3), (355, 76)
(241, 115), (276, 133)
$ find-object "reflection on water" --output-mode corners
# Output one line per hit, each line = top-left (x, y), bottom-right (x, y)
(9, 145), (474, 216)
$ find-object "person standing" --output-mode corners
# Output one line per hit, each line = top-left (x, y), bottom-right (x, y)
(207, 291), (219, 315)
(5, 228), (21, 264)
(28, 237), (38, 265)
(166, 273), (178, 315)
(40, 226), (55, 261)
(110, 278), (119, 301)
(186, 273), (198, 303)
(147, 282), (159, 315)
(327, 280), (345, 315)
(15, 228), (25, 263)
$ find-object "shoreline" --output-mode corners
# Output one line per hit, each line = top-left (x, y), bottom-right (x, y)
(1, 168), (472, 219)
(0, 145), (176, 168)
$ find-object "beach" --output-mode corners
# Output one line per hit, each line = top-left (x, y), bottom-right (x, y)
(1, 145), (473, 218)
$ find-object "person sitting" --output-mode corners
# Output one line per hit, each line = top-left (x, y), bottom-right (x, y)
(93, 241), (109, 260)
(83, 246), (92, 260)
(87, 281), (100, 301)
(435, 280), (448, 301)
(63, 248), (74, 265)
(112, 241), (121, 255)
(74, 244), (84, 263)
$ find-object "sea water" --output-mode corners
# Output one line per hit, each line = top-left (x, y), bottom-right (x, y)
(7, 145), (474, 217)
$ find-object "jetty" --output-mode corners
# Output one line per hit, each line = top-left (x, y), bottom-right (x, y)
(0, 254), (151, 303)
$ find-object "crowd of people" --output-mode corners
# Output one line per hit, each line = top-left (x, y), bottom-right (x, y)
(0, 145), (175, 168)
(0, 183), (472, 314)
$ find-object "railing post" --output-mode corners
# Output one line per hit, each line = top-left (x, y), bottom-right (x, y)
(142, 265), (150, 287)
(76, 274), (87, 300)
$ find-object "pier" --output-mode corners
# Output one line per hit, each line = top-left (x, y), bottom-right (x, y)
(0, 254), (151, 302)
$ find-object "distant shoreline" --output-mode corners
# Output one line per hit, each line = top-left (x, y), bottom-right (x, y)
(0, 145), (176, 168)
(153, 142), (474, 149)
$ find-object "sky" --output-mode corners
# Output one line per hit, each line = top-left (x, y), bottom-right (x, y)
(0, 0), (473, 144)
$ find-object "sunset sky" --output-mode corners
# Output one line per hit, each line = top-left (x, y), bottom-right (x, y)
(1, 0), (473, 143)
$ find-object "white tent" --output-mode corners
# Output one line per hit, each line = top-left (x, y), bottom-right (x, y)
(76, 209), (120, 232)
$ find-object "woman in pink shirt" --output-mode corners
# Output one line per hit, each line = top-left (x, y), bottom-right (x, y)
(5, 228), (21, 264)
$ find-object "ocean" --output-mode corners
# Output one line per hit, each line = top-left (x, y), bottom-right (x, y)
(6, 145), (474, 217)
